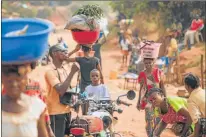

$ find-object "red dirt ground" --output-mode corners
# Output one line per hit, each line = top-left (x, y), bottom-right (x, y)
(28, 31), (184, 137)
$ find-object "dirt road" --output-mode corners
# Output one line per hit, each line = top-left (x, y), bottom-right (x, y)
(29, 31), (179, 137)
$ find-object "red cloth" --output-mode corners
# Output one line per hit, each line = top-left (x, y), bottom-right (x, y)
(138, 68), (162, 109)
(2, 80), (50, 122)
(161, 106), (186, 124)
(190, 19), (204, 31)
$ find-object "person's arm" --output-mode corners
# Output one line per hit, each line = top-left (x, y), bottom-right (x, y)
(38, 92), (55, 137)
(37, 109), (49, 137)
(45, 112), (55, 137)
(96, 58), (104, 84)
(97, 63), (104, 84)
(45, 64), (79, 96)
(68, 44), (81, 57)
(136, 72), (144, 110)
(153, 120), (168, 136)
(169, 98), (192, 136)
(187, 101), (202, 136)
(65, 57), (77, 62)
(178, 107), (193, 136)
(98, 34), (106, 45)
(159, 71), (167, 97)
(103, 85), (111, 99)
(137, 81), (143, 110)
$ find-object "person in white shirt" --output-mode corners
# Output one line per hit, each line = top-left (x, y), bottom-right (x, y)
(120, 36), (130, 67)
(84, 69), (110, 114)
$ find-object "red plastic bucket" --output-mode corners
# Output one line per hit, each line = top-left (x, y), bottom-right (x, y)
(71, 30), (100, 44)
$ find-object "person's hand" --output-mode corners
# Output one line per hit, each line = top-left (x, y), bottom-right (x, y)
(136, 102), (141, 111)
(71, 63), (79, 73)
(100, 78), (104, 84)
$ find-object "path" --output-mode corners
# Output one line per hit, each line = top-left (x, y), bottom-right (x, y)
(29, 31), (179, 137)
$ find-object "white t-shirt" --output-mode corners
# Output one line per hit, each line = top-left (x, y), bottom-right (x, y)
(120, 39), (129, 50)
(85, 84), (110, 101)
(85, 84), (111, 114)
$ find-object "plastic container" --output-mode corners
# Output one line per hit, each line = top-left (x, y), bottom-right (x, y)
(140, 42), (162, 59)
(2, 18), (53, 64)
(99, 31), (104, 38)
(109, 70), (118, 80)
(71, 30), (100, 45)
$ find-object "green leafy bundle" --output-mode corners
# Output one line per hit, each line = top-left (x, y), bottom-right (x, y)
(73, 4), (104, 19)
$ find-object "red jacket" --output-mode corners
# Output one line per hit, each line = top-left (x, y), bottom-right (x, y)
(190, 19), (204, 31)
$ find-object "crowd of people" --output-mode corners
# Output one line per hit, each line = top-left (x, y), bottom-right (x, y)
(1, 17), (205, 137)
(116, 18), (205, 137)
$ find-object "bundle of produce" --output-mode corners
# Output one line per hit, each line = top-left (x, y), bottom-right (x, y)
(65, 5), (104, 46)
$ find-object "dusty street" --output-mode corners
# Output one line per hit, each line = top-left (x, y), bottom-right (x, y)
(28, 31), (180, 137)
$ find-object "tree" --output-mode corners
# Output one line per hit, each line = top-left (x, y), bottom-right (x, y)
(109, 1), (206, 30)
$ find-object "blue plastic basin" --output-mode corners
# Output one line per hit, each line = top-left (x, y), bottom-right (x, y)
(2, 18), (54, 64)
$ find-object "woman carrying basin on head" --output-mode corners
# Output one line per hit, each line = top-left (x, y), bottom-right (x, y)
(1, 18), (53, 137)
(136, 40), (166, 137)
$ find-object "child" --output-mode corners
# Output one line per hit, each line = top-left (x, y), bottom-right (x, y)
(67, 45), (104, 92)
(84, 69), (110, 114)
(67, 45), (104, 115)
(120, 36), (130, 67)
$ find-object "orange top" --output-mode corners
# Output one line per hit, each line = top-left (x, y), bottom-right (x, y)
(44, 67), (70, 115)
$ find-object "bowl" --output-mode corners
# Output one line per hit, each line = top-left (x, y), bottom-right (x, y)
(71, 30), (100, 45)
(2, 18), (53, 64)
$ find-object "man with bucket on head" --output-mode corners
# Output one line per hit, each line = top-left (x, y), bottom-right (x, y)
(136, 40), (166, 137)
(45, 44), (79, 137)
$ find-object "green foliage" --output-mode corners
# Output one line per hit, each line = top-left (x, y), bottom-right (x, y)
(109, 1), (206, 29)
(2, 1), (37, 18)
(73, 4), (104, 19)
(110, 1), (149, 19)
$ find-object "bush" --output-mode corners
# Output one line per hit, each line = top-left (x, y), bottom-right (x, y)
(36, 8), (52, 19)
